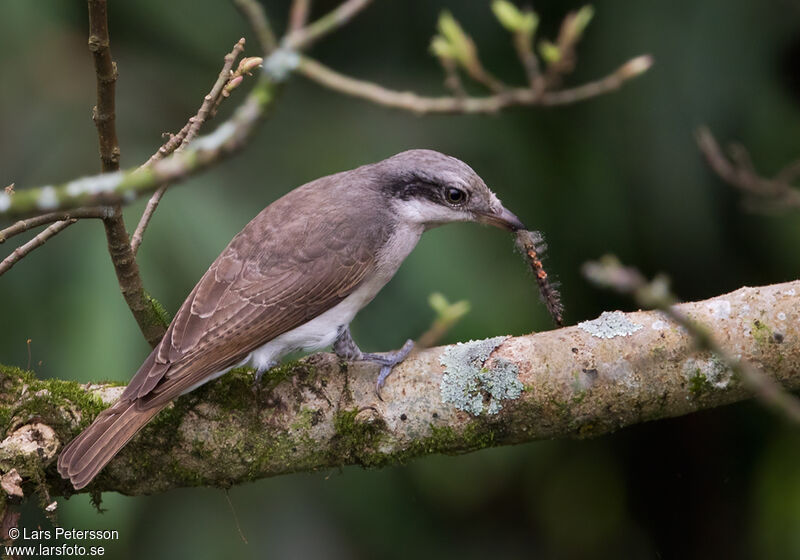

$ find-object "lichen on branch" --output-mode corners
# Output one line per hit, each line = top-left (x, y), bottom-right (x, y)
(1, 281), (797, 499)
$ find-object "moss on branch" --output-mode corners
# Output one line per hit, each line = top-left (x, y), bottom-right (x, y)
(0, 281), (798, 502)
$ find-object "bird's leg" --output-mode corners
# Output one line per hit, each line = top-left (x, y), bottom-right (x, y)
(332, 325), (365, 361)
(333, 325), (414, 397)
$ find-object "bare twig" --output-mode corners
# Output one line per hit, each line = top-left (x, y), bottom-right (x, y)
(85, 0), (166, 346)
(140, 39), (251, 170)
(0, 78), (278, 221)
(232, 0), (276, 55)
(696, 126), (800, 211)
(181, 41), (253, 146)
(141, 121), (194, 169)
(0, 208), (108, 244)
(513, 31), (543, 91)
(297, 54), (652, 114)
(0, 220), (76, 276)
(437, 56), (466, 97)
(583, 255), (800, 424)
(87, 0), (120, 172)
(288, 0), (312, 34)
(131, 38), (253, 255)
(432, 11), (505, 93)
(283, 0), (373, 50)
(103, 210), (167, 347)
(491, 1), (541, 89)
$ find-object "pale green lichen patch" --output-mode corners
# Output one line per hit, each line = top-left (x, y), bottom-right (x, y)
(579, 311), (643, 339)
(439, 337), (522, 416)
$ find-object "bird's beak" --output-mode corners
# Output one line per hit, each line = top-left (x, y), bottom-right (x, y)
(479, 205), (526, 232)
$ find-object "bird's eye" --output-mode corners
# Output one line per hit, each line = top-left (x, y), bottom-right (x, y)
(444, 187), (466, 205)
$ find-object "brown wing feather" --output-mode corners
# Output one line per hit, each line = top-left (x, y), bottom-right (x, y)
(123, 177), (390, 406)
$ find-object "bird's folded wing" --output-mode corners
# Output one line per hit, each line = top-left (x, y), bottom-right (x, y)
(122, 212), (389, 408)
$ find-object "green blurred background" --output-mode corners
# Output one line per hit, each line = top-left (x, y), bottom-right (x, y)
(2, 0), (800, 558)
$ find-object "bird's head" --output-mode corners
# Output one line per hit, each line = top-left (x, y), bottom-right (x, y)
(374, 149), (525, 232)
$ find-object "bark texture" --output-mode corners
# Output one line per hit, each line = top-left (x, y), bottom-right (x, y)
(0, 280), (798, 498)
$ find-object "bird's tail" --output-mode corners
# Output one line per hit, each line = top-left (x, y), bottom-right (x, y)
(57, 399), (163, 490)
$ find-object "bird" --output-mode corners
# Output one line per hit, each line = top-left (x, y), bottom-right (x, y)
(57, 149), (525, 489)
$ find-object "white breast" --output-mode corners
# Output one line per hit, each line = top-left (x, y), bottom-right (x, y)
(248, 277), (383, 369)
(249, 220), (424, 370)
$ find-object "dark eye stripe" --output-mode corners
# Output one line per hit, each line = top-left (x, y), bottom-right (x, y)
(386, 178), (468, 207)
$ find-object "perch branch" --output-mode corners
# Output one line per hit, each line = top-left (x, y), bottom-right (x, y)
(297, 54), (652, 114)
(1, 280), (797, 497)
(696, 126), (800, 211)
(584, 255), (800, 423)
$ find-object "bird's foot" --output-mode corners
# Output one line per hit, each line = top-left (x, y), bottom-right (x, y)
(362, 339), (415, 399)
(333, 326), (414, 398)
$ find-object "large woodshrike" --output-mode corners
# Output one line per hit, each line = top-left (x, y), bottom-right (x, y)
(58, 149), (525, 489)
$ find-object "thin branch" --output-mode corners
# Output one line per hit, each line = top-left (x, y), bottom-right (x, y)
(288, 0), (312, 34)
(0, 220), (76, 276)
(283, 0), (373, 50)
(129, 191), (166, 256)
(583, 255), (800, 423)
(100, 207), (166, 347)
(539, 8), (586, 89)
(296, 54), (653, 114)
(512, 31), (543, 91)
(131, 38), (252, 255)
(140, 121), (193, 170)
(231, 0), (277, 55)
(86, 0), (165, 346)
(87, 0), (120, 172)
(141, 39), (249, 171)
(437, 56), (467, 98)
(1, 280), (798, 497)
(696, 126), (800, 211)
(0, 78), (278, 221)
(432, 11), (506, 94)
(0, 208), (108, 244)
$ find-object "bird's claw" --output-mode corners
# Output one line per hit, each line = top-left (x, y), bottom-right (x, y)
(372, 339), (414, 400)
